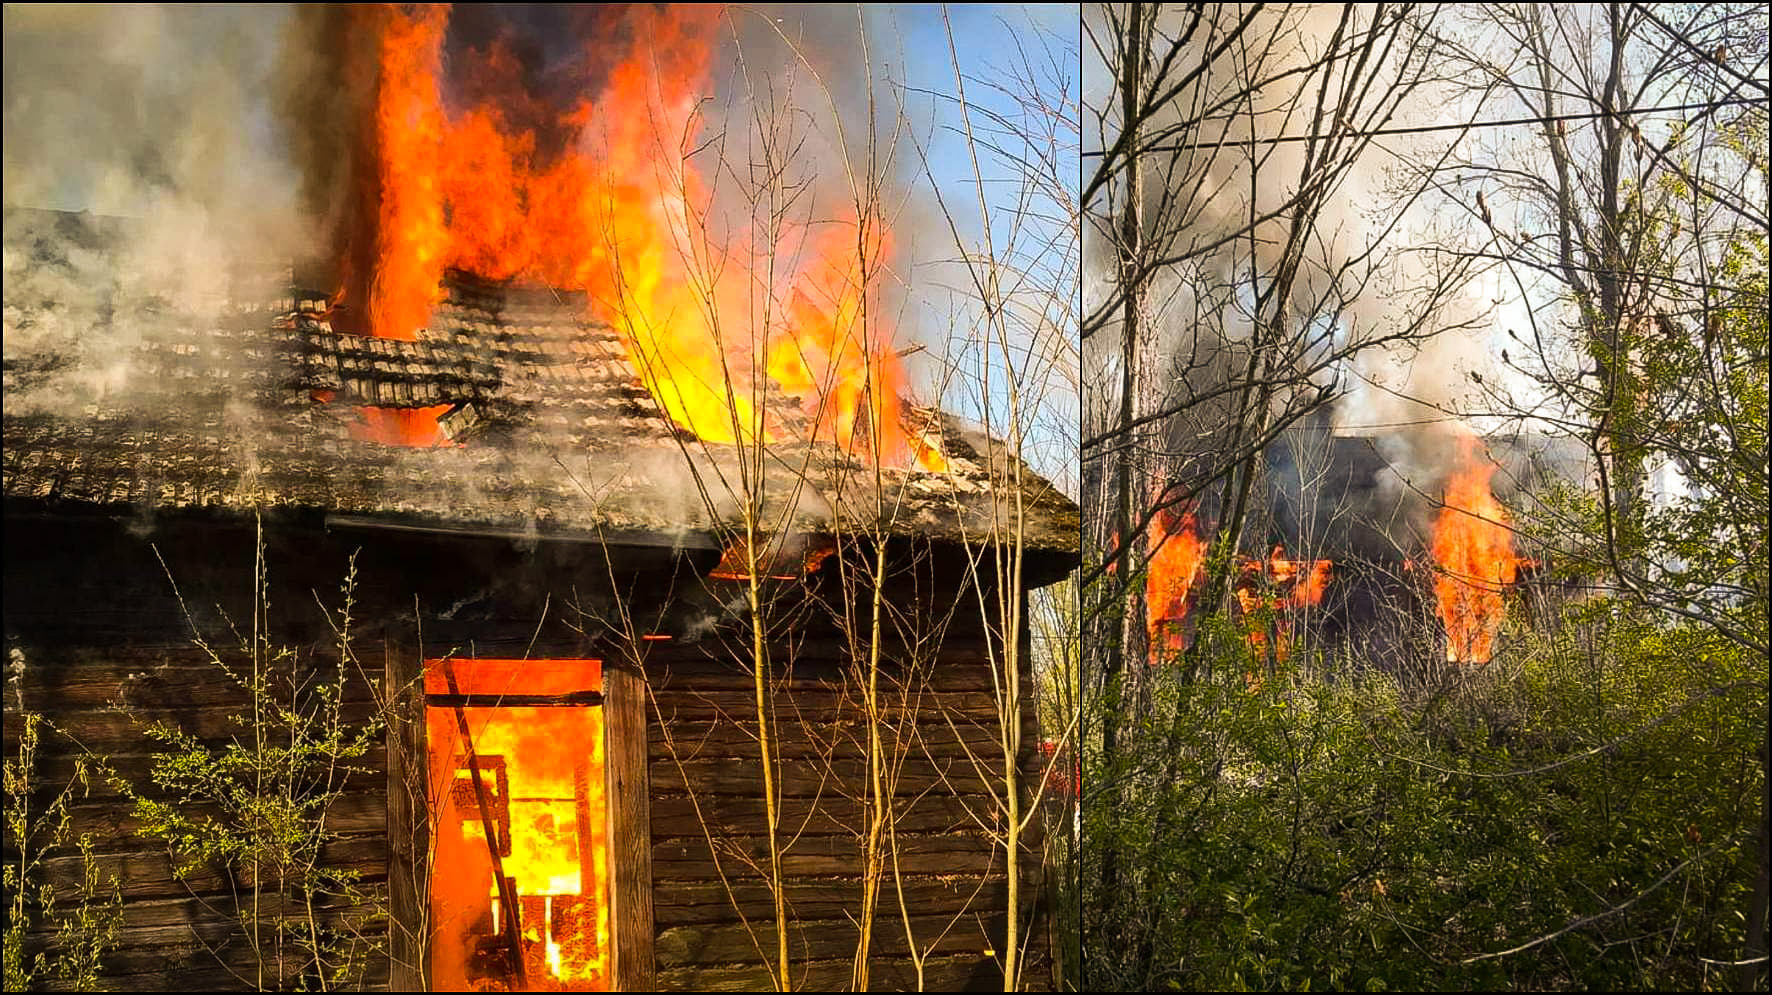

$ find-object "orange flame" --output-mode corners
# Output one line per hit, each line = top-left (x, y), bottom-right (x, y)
(1430, 433), (1523, 663)
(1146, 508), (1205, 653)
(1267, 546), (1332, 608)
(1234, 546), (1332, 660)
(426, 659), (609, 991)
(1144, 510), (1332, 660)
(354, 405), (453, 447)
(339, 5), (938, 467)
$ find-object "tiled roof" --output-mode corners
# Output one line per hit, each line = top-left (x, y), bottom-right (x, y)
(3, 210), (1079, 561)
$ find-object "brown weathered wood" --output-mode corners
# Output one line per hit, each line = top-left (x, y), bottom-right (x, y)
(653, 910), (1012, 966)
(648, 718), (1010, 761)
(639, 640), (1006, 676)
(31, 942), (395, 992)
(649, 832), (1009, 882)
(21, 891), (372, 934)
(53, 792), (386, 840)
(653, 952), (1000, 992)
(649, 755), (1001, 798)
(19, 748), (388, 803)
(651, 876), (1013, 927)
(649, 688), (1009, 722)
(25, 909), (379, 955)
(385, 637), (428, 992)
(605, 657), (655, 991)
(6, 700), (384, 751)
(35, 834), (388, 900)
(10, 658), (379, 713)
(648, 792), (997, 839)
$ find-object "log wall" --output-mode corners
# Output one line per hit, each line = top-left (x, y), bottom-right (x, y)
(4, 509), (1054, 991)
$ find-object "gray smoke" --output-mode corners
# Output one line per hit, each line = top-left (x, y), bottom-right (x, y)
(1082, 4), (1550, 550)
(4, 5), (311, 414)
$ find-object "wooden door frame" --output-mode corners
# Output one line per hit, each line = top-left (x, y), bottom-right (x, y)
(385, 647), (655, 991)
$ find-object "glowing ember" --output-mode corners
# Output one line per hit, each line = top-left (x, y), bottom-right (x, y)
(332, 5), (939, 468)
(1146, 507), (1205, 654)
(426, 659), (608, 992)
(1431, 433), (1525, 663)
(707, 535), (801, 582)
(353, 405), (454, 447)
(706, 533), (842, 582)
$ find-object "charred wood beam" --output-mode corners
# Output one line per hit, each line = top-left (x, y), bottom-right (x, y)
(424, 690), (603, 708)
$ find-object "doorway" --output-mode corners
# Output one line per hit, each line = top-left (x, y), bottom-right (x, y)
(424, 658), (609, 992)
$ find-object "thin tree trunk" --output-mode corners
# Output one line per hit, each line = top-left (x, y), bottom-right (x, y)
(1099, 6), (1144, 968)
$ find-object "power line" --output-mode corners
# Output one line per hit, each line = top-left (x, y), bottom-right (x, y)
(1081, 96), (1766, 157)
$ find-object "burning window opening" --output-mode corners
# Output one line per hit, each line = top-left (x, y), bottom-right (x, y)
(425, 659), (610, 992)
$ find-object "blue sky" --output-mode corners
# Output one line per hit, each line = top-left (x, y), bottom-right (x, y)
(858, 5), (1082, 486)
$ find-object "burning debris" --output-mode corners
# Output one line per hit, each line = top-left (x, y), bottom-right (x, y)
(426, 659), (610, 992)
(1143, 505), (1332, 662)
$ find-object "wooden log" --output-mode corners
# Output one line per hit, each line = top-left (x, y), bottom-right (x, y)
(31, 943), (394, 992)
(650, 832), (1005, 882)
(50, 792), (386, 840)
(648, 689), (1011, 724)
(34, 833), (388, 899)
(4, 700), (385, 753)
(648, 718), (1013, 761)
(651, 875), (1013, 927)
(10, 658), (378, 712)
(649, 756), (1005, 798)
(653, 952), (1001, 992)
(15, 748), (388, 804)
(649, 792), (1000, 839)
(653, 911), (1010, 966)
(20, 891), (378, 935)
(25, 908), (382, 956)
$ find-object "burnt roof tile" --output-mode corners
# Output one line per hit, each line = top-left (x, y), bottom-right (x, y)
(5, 213), (1078, 561)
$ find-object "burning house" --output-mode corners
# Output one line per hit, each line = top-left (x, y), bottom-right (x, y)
(6, 5), (1081, 990)
(1136, 411), (1590, 669)
(2, 205), (1078, 991)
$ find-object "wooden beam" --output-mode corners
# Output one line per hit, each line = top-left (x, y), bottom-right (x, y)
(424, 690), (603, 708)
(605, 658), (654, 990)
(385, 638), (430, 992)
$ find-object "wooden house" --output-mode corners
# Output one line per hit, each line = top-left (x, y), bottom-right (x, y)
(2, 209), (1079, 991)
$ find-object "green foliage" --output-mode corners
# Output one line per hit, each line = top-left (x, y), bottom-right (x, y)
(1080, 602), (1765, 991)
(126, 525), (386, 991)
(3, 671), (124, 992)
